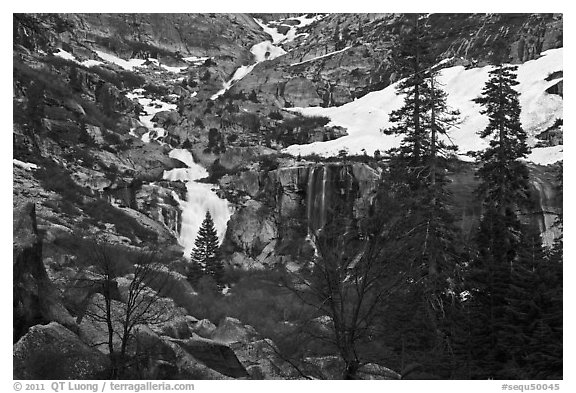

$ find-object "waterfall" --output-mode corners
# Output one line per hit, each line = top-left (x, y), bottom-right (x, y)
(319, 166), (328, 229)
(306, 167), (315, 228)
(306, 166), (330, 232)
(163, 149), (232, 257)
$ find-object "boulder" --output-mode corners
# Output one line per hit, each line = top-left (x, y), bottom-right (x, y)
(13, 322), (111, 379)
(212, 317), (261, 345)
(170, 334), (248, 378)
(151, 110), (181, 128)
(161, 315), (194, 339)
(192, 319), (217, 338)
(231, 338), (299, 379)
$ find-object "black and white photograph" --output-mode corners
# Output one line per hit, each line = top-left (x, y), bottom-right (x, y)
(10, 4), (566, 387)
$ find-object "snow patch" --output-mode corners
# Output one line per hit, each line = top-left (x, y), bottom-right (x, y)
(81, 59), (104, 67)
(251, 41), (287, 62)
(289, 46), (351, 66)
(94, 50), (146, 71)
(524, 145), (563, 166)
(13, 159), (38, 171)
(53, 48), (103, 68)
(54, 48), (77, 61)
(161, 64), (187, 74)
(183, 56), (210, 63)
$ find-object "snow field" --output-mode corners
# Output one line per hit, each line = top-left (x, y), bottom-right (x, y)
(284, 48), (563, 165)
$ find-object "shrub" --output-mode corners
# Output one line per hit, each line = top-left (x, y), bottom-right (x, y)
(35, 160), (89, 205)
(282, 115), (330, 131)
(259, 154), (280, 172)
(269, 111), (284, 120)
(180, 267), (315, 358)
(143, 83), (169, 96)
(200, 70), (211, 81)
(119, 70), (145, 89)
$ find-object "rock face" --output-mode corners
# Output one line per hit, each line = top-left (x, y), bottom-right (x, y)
(14, 13), (268, 81)
(446, 161), (562, 246)
(222, 163), (382, 268)
(233, 13), (563, 108)
(13, 322), (111, 379)
(222, 160), (562, 270)
(13, 203), (76, 342)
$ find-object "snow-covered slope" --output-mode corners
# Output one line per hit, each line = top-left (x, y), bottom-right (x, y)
(284, 48), (563, 165)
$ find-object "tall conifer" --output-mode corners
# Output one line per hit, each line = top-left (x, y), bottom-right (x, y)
(190, 211), (224, 287)
(382, 14), (461, 373)
(465, 60), (536, 378)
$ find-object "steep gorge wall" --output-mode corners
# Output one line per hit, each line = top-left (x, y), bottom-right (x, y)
(222, 161), (562, 269)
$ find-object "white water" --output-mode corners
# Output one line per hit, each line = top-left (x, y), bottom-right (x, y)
(254, 14), (327, 45)
(163, 149), (232, 257)
(126, 89), (177, 143)
(210, 22), (289, 100)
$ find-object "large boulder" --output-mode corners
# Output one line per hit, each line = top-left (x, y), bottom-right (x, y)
(13, 203), (76, 342)
(212, 317), (261, 345)
(170, 335), (248, 379)
(191, 319), (217, 338)
(151, 110), (181, 128)
(13, 322), (111, 379)
(231, 338), (299, 379)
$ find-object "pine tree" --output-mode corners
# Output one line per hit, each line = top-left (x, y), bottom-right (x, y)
(381, 14), (462, 376)
(190, 211), (224, 288)
(465, 61), (534, 379)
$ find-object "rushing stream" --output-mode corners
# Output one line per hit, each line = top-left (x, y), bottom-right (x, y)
(163, 149), (231, 257)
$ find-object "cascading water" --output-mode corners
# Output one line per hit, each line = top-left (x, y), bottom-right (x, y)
(163, 149), (232, 257)
(306, 165), (359, 234)
(306, 166), (330, 232)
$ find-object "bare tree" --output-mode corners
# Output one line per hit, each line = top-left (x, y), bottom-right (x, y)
(283, 203), (409, 379)
(79, 241), (171, 378)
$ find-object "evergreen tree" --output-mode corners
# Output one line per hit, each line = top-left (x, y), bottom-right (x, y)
(464, 61), (535, 379)
(381, 14), (462, 375)
(190, 211), (224, 288)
